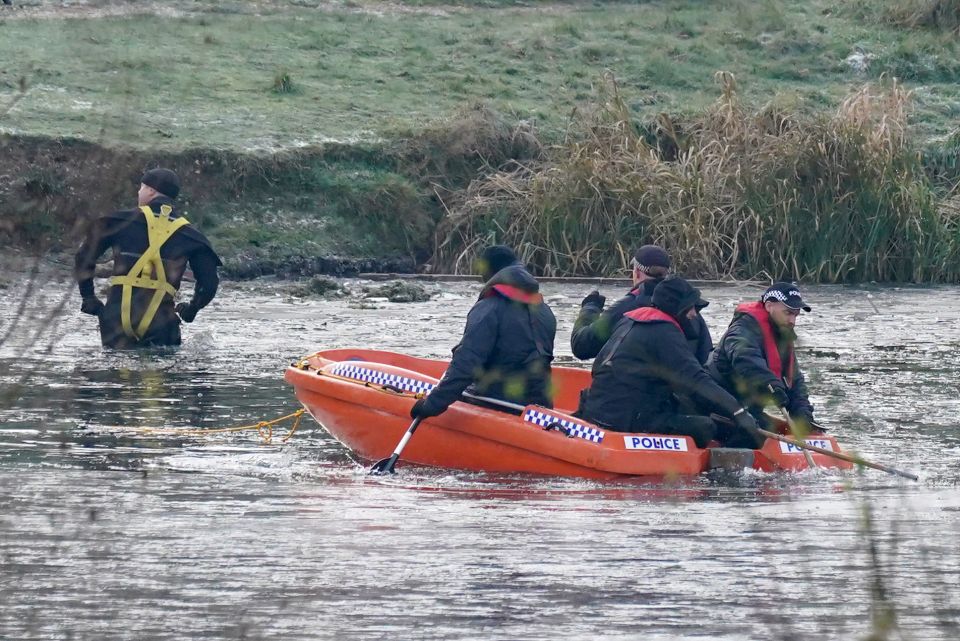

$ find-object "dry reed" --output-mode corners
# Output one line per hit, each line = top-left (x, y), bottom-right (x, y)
(433, 73), (958, 283)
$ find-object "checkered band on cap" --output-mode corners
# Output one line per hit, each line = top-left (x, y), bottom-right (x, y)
(330, 363), (436, 395)
(523, 409), (605, 443)
(762, 289), (789, 303)
(631, 260), (657, 275)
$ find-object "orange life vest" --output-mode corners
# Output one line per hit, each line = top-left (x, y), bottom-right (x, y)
(735, 301), (795, 387)
(623, 306), (682, 332)
(487, 284), (544, 305)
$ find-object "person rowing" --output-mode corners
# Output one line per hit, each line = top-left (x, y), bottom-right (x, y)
(409, 244), (557, 421)
(577, 276), (761, 449)
(571, 244), (712, 364)
(707, 282), (820, 435)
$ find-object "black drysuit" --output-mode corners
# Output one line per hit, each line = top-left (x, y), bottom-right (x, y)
(707, 305), (815, 425)
(74, 196), (221, 348)
(579, 310), (760, 448)
(419, 264), (557, 415)
(571, 279), (713, 364)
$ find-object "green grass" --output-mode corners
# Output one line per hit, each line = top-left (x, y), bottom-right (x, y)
(2, 0), (959, 150)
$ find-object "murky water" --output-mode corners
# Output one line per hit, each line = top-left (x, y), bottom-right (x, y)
(2, 265), (959, 640)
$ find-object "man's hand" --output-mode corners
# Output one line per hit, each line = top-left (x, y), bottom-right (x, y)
(80, 296), (104, 316)
(176, 302), (198, 323)
(793, 412), (823, 434)
(733, 409), (759, 433)
(768, 384), (790, 408)
(581, 290), (605, 310)
(410, 398), (443, 420)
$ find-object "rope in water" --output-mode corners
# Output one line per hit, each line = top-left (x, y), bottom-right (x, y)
(121, 409), (306, 445)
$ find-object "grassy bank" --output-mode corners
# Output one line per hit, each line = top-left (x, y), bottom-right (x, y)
(3, 0), (959, 147)
(1, 0), (958, 281)
(0, 105), (540, 277)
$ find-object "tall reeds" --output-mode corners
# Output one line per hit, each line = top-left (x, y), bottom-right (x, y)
(433, 73), (959, 282)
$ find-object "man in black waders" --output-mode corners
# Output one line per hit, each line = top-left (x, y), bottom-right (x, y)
(410, 245), (557, 420)
(571, 245), (712, 364)
(708, 282), (820, 434)
(577, 276), (762, 449)
(74, 168), (221, 349)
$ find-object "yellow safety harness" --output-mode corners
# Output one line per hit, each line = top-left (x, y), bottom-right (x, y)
(110, 205), (189, 340)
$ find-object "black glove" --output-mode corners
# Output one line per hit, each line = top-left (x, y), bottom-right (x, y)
(733, 409), (759, 433)
(80, 296), (104, 316)
(581, 290), (605, 309)
(410, 398), (443, 420)
(768, 385), (790, 408)
(793, 412), (823, 434)
(176, 302), (198, 323)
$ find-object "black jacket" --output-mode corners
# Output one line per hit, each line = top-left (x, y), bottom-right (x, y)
(580, 312), (742, 432)
(571, 279), (712, 364)
(74, 197), (221, 343)
(422, 264), (557, 414)
(707, 310), (814, 421)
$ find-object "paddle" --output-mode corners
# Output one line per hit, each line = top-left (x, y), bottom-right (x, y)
(711, 414), (918, 481)
(369, 417), (424, 475)
(368, 393), (523, 475)
(462, 391), (525, 412)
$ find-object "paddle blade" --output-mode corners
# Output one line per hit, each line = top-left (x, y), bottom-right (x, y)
(369, 454), (399, 475)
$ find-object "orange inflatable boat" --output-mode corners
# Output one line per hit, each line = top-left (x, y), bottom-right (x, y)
(285, 349), (852, 479)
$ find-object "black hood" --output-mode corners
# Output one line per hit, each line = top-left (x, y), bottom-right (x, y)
(631, 277), (663, 297)
(480, 263), (540, 297)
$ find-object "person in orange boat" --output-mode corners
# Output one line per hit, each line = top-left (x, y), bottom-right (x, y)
(74, 168), (221, 349)
(708, 282), (820, 433)
(578, 277), (762, 449)
(410, 245), (557, 419)
(571, 245), (712, 364)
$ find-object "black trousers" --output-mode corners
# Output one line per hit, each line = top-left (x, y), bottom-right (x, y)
(644, 412), (717, 449)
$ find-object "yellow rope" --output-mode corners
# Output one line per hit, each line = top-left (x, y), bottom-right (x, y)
(124, 409), (306, 445)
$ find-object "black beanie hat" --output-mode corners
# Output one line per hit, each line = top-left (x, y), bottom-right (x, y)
(632, 245), (671, 272)
(478, 244), (518, 280)
(652, 276), (708, 320)
(141, 168), (181, 199)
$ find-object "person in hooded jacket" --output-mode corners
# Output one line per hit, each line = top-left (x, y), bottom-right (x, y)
(578, 276), (762, 449)
(74, 168), (222, 349)
(571, 245), (712, 364)
(410, 245), (557, 420)
(708, 282), (819, 432)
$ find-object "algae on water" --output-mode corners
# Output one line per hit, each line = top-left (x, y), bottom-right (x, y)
(362, 281), (433, 303)
(290, 276), (349, 298)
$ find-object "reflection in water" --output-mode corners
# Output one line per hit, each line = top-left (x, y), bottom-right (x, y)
(1, 274), (959, 640)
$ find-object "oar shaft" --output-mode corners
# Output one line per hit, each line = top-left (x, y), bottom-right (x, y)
(753, 426), (918, 481)
(463, 393), (919, 481)
(370, 416), (423, 474)
(710, 413), (918, 481)
(389, 419), (422, 457)
(462, 391), (526, 412)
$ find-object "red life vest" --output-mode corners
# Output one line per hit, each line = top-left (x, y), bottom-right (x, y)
(486, 284), (544, 305)
(735, 301), (795, 387)
(623, 306), (682, 332)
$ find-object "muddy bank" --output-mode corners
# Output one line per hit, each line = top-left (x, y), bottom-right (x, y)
(0, 107), (541, 279)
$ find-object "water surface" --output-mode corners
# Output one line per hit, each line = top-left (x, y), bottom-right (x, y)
(1, 267), (958, 640)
